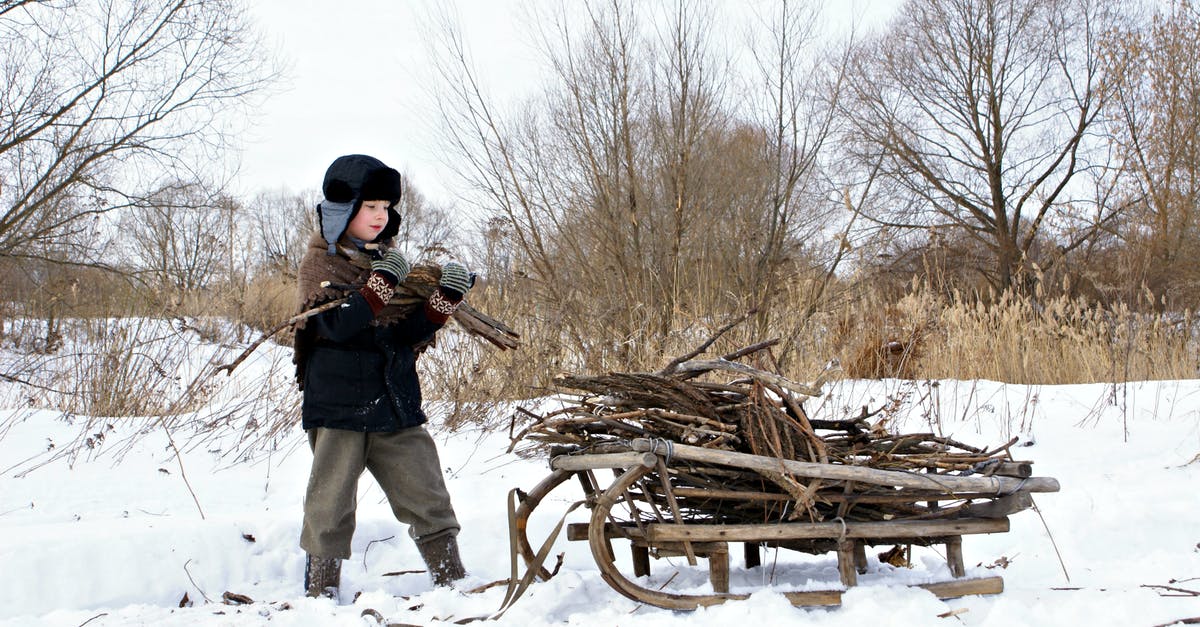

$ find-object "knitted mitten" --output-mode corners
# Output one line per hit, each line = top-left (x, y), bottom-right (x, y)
(426, 261), (473, 324)
(361, 250), (409, 314)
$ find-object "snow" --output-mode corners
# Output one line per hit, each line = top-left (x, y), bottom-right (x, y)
(1, 333), (1199, 626)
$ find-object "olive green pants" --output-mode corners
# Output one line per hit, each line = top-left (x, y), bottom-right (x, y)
(300, 426), (461, 560)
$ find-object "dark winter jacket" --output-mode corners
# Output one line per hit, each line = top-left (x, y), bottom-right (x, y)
(298, 290), (443, 432)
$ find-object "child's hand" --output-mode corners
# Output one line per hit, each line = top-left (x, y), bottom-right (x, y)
(439, 262), (473, 299)
(371, 250), (410, 284)
(426, 261), (473, 322)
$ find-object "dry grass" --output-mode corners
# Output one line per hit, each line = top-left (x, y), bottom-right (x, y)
(840, 283), (1198, 384)
(413, 275), (1200, 406)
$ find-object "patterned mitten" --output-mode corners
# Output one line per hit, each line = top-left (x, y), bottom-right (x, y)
(361, 250), (409, 315)
(426, 261), (473, 323)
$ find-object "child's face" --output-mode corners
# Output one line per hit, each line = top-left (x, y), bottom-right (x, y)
(346, 200), (390, 241)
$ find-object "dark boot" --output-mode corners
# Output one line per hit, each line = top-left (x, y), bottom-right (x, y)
(416, 534), (467, 586)
(304, 553), (341, 599)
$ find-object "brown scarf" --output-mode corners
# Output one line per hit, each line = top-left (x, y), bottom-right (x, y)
(294, 233), (420, 329)
(292, 233), (428, 388)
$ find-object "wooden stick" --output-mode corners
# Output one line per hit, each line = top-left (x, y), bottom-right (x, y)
(669, 487), (1037, 507)
(655, 457), (697, 565)
(551, 452), (658, 471)
(720, 338), (780, 362)
(643, 517), (1009, 542)
(659, 311), (756, 375)
(670, 360), (824, 397)
(628, 439), (1060, 494)
(214, 298), (348, 375)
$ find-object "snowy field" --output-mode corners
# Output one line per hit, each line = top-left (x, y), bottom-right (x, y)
(1, 328), (1198, 626)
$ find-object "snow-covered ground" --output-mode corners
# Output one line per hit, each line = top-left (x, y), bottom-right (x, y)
(1, 330), (1198, 626)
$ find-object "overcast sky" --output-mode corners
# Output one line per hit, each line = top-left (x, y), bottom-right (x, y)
(234, 0), (901, 208)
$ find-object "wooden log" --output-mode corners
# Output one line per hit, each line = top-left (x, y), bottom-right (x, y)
(670, 486), (1033, 505)
(644, 518), (1009, 543)
(777, 576), (1005, 607)
(993, 462), (1033, 478)
(551, 452), (658, 471)
(960, 491), (1034, 519)
(629, 439), (1060, 494)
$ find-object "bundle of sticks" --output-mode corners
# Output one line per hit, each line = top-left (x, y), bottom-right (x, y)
(512, 338), (1035, 529)
(339, 245), (520, 350)
(381, 263), (520, 350)
(213, 250), (518, 377)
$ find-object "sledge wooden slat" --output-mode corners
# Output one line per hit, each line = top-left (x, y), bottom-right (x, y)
(779, 589), (844, 606)
(916, 575), (1004, 599)
(774, 576), (1005, 607)
(643, 517), (1009, 543)
(567, 522), (621, 542)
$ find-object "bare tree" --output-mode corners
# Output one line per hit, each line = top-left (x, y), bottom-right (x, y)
(841, 0), (1120, 291)
(246, 188), (320, 279)
(0, 0), (274, 261)
(739, 0), (850, 334)
(427, 0), (857, 370)
(1104, 0), (1200, 306)
(123, 181), (234, 292)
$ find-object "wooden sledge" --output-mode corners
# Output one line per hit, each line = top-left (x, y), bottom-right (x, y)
(513, 438), (1059, 610)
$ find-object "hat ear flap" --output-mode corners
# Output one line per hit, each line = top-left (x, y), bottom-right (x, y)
(317, 200), (356, 253)
(375, 206), (401, 242)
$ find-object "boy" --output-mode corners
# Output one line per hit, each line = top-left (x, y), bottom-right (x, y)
(292, 154), (472, 599)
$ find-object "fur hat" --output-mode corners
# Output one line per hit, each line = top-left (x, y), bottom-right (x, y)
(317, 154), (403, 253)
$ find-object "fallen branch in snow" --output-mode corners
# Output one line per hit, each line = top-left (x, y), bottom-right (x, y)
(221, 591), (252, 605)
(363, 534), (396, 571)
(182, 559), (211, 603)
(381, 569), (424, 577)
(157, 415), (205, 520)
(1141, 583), (1200, 597)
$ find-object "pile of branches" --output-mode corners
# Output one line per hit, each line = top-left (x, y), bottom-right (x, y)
(512, 337), (1030, 529)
